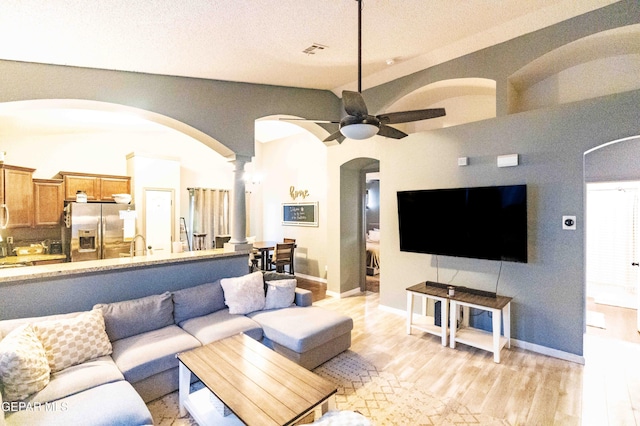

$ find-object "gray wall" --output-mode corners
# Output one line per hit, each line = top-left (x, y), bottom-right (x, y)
(377, 90), (640, 357)
(0, 254), (248, 320)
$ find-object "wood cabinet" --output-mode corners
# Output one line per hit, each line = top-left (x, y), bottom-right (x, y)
(100, 176), (131, 202)
(33, 179), (64, 227)
(58, 172), (131, 202)
(0, 164), (35, 228)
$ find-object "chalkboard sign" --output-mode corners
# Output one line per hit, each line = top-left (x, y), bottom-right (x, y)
(282, 202), (318, 227)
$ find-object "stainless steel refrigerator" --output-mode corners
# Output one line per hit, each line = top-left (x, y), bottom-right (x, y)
(65, 202), (135, 262)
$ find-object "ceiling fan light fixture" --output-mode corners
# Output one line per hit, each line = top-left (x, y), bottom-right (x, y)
(340, 123), (379, 140)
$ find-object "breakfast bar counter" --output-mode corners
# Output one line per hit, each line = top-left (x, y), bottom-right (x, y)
(0, 249), (247, 285)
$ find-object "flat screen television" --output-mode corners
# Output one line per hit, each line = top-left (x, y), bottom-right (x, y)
(397, 184), (527, 263)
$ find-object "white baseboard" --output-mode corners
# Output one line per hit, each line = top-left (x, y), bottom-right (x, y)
(510, 339), (584, 364)
(326, 287), (363, 299)
(294, 272), (327, 284)
(379, 303), (585, 365)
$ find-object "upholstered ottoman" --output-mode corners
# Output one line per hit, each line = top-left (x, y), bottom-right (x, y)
(248, 306), (353, 369)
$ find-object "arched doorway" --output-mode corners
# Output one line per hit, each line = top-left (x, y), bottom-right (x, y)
(338, 157), (380, 294)
(584, 135), (640, 342)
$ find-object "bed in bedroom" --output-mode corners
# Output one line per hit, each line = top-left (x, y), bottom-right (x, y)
(366, 229), (380, 276)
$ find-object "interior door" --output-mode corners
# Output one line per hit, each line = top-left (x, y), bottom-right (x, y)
(144, 189), (174, 255)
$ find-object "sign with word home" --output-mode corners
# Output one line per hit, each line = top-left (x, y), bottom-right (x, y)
(282, 202), (318, 227)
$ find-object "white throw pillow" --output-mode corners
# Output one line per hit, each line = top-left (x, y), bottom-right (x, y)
(220, 272), (266, 314)
(264, 279), (296, 310)
(0, 324), (51, 401)
(33, 309), (113, 373)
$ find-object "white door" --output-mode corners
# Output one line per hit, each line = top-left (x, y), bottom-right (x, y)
(145, 189), (174, 255)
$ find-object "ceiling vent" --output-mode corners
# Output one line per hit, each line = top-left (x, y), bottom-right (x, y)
(302, 43), (328, 55)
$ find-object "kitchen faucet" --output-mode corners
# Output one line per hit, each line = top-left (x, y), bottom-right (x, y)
(130, 234), (147, 258)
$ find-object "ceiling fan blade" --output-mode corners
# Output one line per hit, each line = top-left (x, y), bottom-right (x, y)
(377, 124), (407, 139)
(377, 108), (446, 125)
(324, 130), (346, 143)
(279, 118), (340, 124)
(342, 90), (368, 116)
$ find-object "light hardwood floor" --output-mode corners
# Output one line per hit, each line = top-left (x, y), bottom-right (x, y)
(305, 290), (640, 425)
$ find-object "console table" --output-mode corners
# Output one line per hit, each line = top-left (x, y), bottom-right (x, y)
(406, 282), (512, 363)
(406, 283), (450, 346)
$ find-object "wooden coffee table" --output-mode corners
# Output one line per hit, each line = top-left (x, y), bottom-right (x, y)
(177, 333), (337, 425)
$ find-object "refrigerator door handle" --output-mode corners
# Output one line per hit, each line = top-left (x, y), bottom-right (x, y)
(0, 204), (9, 229)
(101, 214), (106, 260)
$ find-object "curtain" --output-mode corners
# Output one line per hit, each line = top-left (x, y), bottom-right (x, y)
(188, 188), (230, 250)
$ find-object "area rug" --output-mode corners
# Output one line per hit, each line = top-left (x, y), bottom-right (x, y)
(314, 351), (509, 425)
(148, 351), (509, 425)
(586, 311), (606, 329)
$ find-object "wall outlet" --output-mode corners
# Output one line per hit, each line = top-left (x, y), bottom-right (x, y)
(562, 216), (576, 230)
(6, 236), (12, 244)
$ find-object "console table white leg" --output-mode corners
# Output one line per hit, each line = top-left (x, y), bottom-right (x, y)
(406, 292), (414, 334)
(503, 302), (511, 348)
(440, 298), (448, 346)
(449, 300), (457, 349)
(178, 362), (191, 417)
(492, 307), (502, 363)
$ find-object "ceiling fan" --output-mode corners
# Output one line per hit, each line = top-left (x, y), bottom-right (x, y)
(285, 0), (446, 143)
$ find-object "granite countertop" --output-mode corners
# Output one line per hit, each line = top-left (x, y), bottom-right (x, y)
(0, 254), (67, 265)
(0, 249), (249, 284)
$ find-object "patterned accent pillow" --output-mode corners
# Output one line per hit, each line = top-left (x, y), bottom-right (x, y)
(33, 309), (112, 373)
(264, 279), (297, 310)
(0, 324), (51, 401)
(220, 271), (266, 314)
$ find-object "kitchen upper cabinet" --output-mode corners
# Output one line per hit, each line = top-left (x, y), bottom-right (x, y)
(100, 176), (131, 202)
(0, 164), (35, 228)
(59, 172), (131, 202)
(33, 179), (64, 227)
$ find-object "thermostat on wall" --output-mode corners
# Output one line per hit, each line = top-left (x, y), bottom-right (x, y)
(562, 215), (576, 230)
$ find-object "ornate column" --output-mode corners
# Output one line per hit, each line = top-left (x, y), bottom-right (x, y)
(224, 155), (252, 252)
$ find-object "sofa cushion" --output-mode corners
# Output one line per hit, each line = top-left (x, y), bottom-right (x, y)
(94, 292), (174, 341)
(27, 355), (123, 404)
(0, 324), (50, 401)
(4, 380), (153, 426)
(0, 312), (86, 342)
(179, 309), (263, 344)
(33, 309), (112, 373)
(111, 325), (200, 384)
(264, 279), (296, 310)
(220, 271), (265, 314)
(248, 306), (353, 353)
(172, 281), (226, 324)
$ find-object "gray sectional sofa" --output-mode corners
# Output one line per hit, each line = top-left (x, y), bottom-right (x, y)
(0, 271), (353, 426)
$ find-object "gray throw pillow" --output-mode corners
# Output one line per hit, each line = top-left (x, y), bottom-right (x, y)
(220, 272), (266, 315)
(93, 292), (174, 341)
(172, 281), (226, 324)
(264, 279), (296, 310)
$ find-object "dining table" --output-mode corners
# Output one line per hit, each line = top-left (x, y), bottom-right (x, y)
(252, 241), (297, 271)
(252, 241), (277, 271)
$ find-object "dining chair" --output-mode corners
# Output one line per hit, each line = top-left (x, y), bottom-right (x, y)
(270, 242), (295, 274)
(246, 236), (261, 272)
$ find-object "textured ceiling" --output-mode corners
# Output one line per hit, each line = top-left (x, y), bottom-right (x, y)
(0, 0), (617, 94)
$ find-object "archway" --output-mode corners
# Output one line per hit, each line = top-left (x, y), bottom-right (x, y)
(509, 24), (640, 114)
(0, 99), (234, 158)
(339, 157), (380, 295)
(584, 135), (640, 342)
(383, 78), (496, 133)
